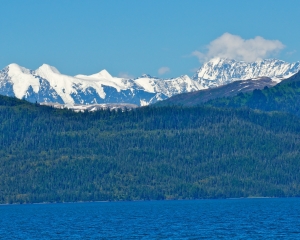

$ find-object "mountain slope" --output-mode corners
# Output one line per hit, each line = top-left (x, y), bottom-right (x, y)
(1, 96), (300, 203)
(205, 71), (300, 117)
(155, 77), (279, 106)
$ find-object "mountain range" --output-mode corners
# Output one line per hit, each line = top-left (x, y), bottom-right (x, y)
(0, 58), (299, 107)
(194, 58), (300, 88)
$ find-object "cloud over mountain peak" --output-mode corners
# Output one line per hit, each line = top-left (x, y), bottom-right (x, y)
(192, 33), (285, 63)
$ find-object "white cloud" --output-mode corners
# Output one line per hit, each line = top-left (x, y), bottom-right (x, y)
(192, 33), (285, 62)
(158, 67), (170, 75)
(118, 72), (134, 79)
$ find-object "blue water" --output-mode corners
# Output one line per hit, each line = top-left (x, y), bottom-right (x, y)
(0, 198), (299, 239)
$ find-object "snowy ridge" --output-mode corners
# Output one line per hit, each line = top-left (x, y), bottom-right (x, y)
(75, 69), (133, 91)
(193, 58), (300, 88)
(0, 58), (299, 106)
(0, 64), (201, 106)
(134, 74), (203, 97)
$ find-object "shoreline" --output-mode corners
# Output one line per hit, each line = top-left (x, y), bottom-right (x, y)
(0, 196), (293, 206)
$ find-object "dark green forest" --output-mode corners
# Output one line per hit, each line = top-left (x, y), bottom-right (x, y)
(1, 95), (300, 203)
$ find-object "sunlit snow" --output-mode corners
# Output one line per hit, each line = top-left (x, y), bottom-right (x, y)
(1, 58), (299, 106)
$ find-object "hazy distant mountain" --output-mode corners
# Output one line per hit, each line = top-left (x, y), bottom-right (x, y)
(40, 102), (138, 112)
(0, 58), (299, 106)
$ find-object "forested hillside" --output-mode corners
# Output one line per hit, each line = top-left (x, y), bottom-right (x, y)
(206, 71), (300, 116)
(1, 95), (300, 203)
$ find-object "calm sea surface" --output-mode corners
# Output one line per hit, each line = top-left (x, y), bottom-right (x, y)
(0, 198), (299, 239)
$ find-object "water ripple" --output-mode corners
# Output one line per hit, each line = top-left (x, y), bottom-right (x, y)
(0, 198), (299, 239)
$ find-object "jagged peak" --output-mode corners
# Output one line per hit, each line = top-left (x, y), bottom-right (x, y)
(81, 69), (113, 80)
(36, 64), (60, 75)
(140, 74), (155, 79)
(203, 57), (236, 66)
(7, 63), (21, 68)
(171, 75), (192, 81)
(95, 69), (112, 78)
(7, 63), (31, 74)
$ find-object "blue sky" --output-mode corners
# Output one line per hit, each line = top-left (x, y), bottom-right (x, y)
(1, 0), (299, 78)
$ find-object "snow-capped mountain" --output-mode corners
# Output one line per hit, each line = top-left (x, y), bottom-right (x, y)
(0, 58), (299, 106)
(0, 64), (201, 106)
(193, 58), (300, 88)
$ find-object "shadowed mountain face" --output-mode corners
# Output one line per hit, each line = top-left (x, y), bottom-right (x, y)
(155, 77), (278, 106)
(204, 71), (300, 117)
